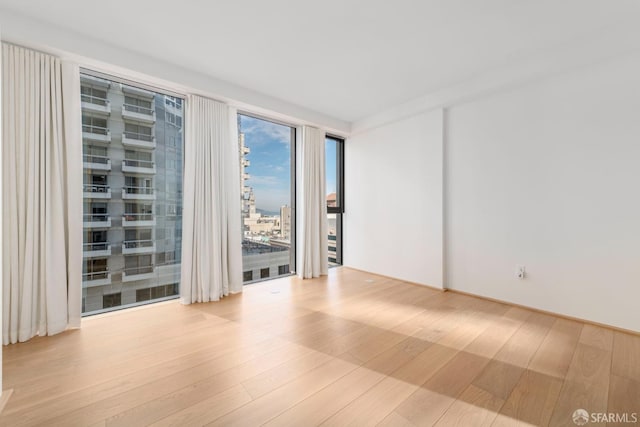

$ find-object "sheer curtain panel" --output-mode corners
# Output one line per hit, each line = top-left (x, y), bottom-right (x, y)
(297, 126), (328, 279)
(2, 43), (82, 344)
(180, 96), (242, 303)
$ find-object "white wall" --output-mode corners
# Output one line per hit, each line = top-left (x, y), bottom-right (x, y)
(344, 109), (443, 288)
(445, 53), (640, 331)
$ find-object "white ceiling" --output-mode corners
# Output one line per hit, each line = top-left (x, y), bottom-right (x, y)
(1, 0), (639, 123)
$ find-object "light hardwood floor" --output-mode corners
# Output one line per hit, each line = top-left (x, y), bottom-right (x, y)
(1, 267), (638, 426)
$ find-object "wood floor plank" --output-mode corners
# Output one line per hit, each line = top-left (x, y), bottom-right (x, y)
(548, 342), (612, 427)
(607, 374), (640, 425)
(264, 364), (385, 427)
(434, 384), (504, 427)
(462, 307), (531, 360)
(528, 318), (583, 379)
(321, 343), (459, 426)
(611, 331), (640, 382)
(4, 323), (272, 417)
(266, 335), (433, 427)
(149, 384), (252, 427)
(320, 375), (418, 427)
(208, 357), (359, 427)
(494, 312), (557, 369)
(394, 352), (490, 426)
(376, 411), (415, 427)
(240, 348), (334, 399)
(472, 311), (556, 405)
(492, 370), (563, 427)
(4, 335), (296, 426)
(473, 359), (526, 402)
(103, 342), (316, 427)
(579, 324), (614, 351)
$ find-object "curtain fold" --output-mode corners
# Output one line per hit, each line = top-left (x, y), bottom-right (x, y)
(180, 95), (242, 303)
(297, 126), (328, 279)
(2, 43), (82, 344)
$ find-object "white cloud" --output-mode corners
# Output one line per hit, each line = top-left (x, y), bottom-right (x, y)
(240, 116), (292, 145)
(247, 175), (281, 186)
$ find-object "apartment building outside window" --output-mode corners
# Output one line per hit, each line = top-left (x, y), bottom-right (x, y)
(80, 72), (184, 314)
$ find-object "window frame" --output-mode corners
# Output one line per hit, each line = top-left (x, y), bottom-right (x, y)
(237, 111), (297, 281)
(326, 135), (345, 266)
(326, 135), (345, 215)
(80, 68), (185, 316)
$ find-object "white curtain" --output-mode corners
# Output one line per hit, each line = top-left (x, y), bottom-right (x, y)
(297, 126), (328, 279)
(2, 43), (82, 344)
(181, 95), (242, 303)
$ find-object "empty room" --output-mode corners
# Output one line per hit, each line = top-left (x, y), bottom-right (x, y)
(0, 1), (638, 426)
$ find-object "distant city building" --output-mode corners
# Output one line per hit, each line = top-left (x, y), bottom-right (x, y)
(326, 192), (337, 208)
(280, 205), (291, 240)
(327, 194), (338, 264)
(239, 131), (254, 219)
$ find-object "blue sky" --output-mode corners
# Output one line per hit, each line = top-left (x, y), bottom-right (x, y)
(240, 114), (336, 213)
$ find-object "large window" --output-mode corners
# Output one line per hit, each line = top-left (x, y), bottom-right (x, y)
(326, 136), (344, 266)
(238, 114), (295, 283)
(81, 72), (183, 314)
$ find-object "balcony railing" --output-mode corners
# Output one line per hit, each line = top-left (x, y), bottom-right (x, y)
(122, 265), (155, 282)
(122, 213), (155, 227)
(83, 125), (111, 143)
(123, 104), (153, 115)
(83, 214), (110, 222)
(122, 239), (155, 255)
(84, 184), (110, 193)
(122, 132), (156, 149)
(83, 184), (111, 199)
(83, 154), (109, 165)
(122, 158), (156, 174)
(124, 240), (154, 250)
(123, 103), (156, 124)
(123, 213), (153, 221)
(82, 270), (112, 287)
(123, 159), (154, 168)
(83, 125), (109, 135)
(124, 131), (154, 142)
(122, 186), (155, 200)
(123, 186), (154, 195)
(83, 154), (111, 171)
(124, 265), (155, 275)
(83, 242), (110, 251)
(82, 270), (109, 281)
(83, 241), (111, 258)
(81, 94), (109, 107)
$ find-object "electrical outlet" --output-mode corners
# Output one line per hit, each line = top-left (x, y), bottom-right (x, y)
(516, 265), (526, 279)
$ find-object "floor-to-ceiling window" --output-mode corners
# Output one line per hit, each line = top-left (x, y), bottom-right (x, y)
(81, 72), (183, 314)
(238, 114), (295, 283)
(326, 135), (344, 266)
